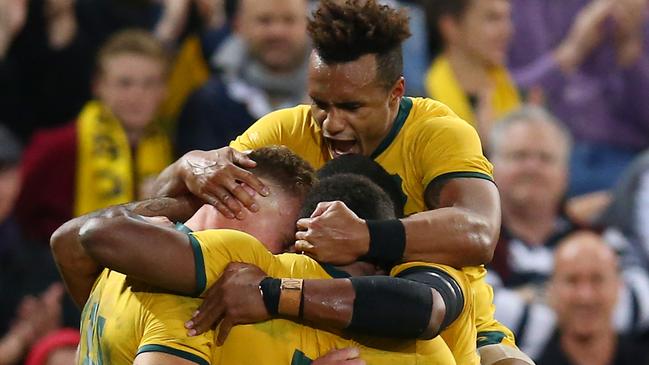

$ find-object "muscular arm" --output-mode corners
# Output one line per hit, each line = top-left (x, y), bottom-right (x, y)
(298, 274), (449, 339)
(402, 177), (501, 267)
(196, 263), (463, 341)
(50, 195), (202, 307)
(297, 177), (501, 268)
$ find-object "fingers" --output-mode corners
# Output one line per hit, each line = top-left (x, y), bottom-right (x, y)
(311, 201), (336, 218)
(186, 304), (223, 336)
(295, 230), (308, 241)
(294, 240), (315, 253)
(313, 347), (366, 365)
(216, 318), (233, 346)
(231, 149), (257, 169)
(231, 165), (270, 197)
(211, 186), (244, 219)
(186, 285), (223, 336)
(227, 181), (259, 213)
(205, 193), (236, 219)
(296, 218), (311, 230)
(327, 347), (361, 361)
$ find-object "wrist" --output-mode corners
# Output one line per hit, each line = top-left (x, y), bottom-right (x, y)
(362, 219), (406, 267)
(260, 278), (304, 318)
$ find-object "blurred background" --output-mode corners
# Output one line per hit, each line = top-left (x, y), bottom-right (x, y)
(0, 0), (648, 364)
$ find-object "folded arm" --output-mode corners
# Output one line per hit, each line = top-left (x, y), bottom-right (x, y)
(50, 195), (202, 307)
(191, 262), (465, 342)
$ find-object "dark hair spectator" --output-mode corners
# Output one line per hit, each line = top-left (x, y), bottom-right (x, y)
(174, 0), (311, 156)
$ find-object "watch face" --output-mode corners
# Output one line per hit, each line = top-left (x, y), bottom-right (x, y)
(281, 278), (303, 290)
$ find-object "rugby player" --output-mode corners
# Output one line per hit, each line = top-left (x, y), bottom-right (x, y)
(51, 147), (316, 364)
(154, 1), (534, 364)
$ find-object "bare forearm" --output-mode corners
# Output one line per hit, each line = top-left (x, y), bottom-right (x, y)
(120, 195), (203, 222)
(79, 197), (202, 294)
(404, 178), (501, 268)
(402, 207), (498, 267)
(152, 159), (189, 197)
(51, 211), (106, 307)
(300, 279), (355, 330)
(292, 277), (443, 339)
(51, 195), (202, 305)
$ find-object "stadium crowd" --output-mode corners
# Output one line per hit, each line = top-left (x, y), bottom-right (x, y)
(1, 0), (649, 364)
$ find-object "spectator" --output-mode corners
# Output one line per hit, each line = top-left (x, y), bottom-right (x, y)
(175, 0), (310, 155)
(508, 0), (649, 196)
(15, 29), (173, 243)
(537, 231), (649, 365)
(489, 106), (576, 290)
(423, 0), (520, 143)
(487, 107), (649, 358)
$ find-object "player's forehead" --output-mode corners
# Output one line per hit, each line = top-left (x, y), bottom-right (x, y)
(307, 51), (380, 98)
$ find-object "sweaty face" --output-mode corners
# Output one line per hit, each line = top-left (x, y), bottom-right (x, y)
(454, 0), (512, 66)
(236, 0), (309, 72)
(94, 54), (166, 134)
(550, 235), (620, 339)
(308, 52), (404, 158)
(492, 121), (568, 212)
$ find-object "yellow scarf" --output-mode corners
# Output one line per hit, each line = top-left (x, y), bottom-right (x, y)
(74, 101), (172, 216)
(425, 55), (520, 127)
(158, 35), (211, 130)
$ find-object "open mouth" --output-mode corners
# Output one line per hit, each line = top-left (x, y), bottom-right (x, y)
(326, 138), (360, 158)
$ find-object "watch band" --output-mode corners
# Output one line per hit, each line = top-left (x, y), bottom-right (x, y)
(278, 278), (303, 317)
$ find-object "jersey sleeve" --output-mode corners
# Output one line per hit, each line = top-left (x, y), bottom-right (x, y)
(189, 229), (277, 297)
(189, 229), (334, 296)
(390, 261), (478, 365)
(229, 110), (284, 151)
(413, 102), (493, 188)
(138, 294), (213, 365)
(389, 261), (470, 302)
(229, 105), (321, 158)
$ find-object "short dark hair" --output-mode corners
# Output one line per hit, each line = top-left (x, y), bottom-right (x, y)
(308, 0), (411, 89)
(317, 155), (405, 217)
(247, 146), (316, 202)
(424, 0), (471, 57)
(300, 173), (395, 220)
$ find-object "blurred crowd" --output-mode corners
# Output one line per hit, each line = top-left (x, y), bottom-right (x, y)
(1, 0), (648, 364)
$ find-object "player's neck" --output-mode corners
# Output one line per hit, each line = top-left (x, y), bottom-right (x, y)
(184, 204), (224, 231)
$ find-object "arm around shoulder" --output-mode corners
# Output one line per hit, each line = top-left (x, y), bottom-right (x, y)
(402, 177), (501, 267)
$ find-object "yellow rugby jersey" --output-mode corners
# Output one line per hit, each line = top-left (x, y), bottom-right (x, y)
(230, 97), (516, 348)
(190, 229), (457, 365)
(391, 262), (478, 365)
(78, 269), (213, 365)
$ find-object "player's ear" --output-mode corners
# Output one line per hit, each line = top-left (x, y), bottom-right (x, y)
(390, 76), (406, 104)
